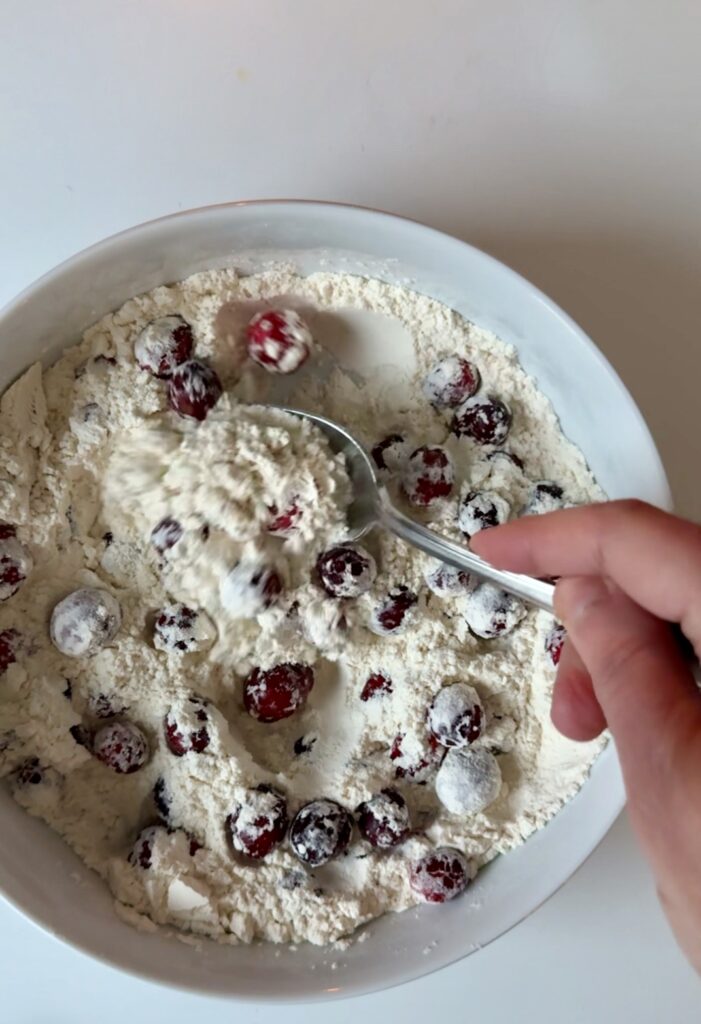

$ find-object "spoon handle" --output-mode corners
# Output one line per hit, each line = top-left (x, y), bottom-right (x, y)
(378, 491), (555, 613)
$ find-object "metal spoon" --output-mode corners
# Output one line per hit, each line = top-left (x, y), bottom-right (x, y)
(281, 407), (555, 613)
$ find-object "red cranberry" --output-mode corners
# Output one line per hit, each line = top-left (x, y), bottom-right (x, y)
(168, 360), (222, 420)
(220, 560), (282, 617)
(371, 434), (411, 473)
(452, 394), (511, 445)
(463, 583), (527, 639)
(424, 561), (475, 598)
(134, 315), (194, 378)
(0, 628), (21, 675)
(402, 446), (454, 507)
(316, 545), (377, 598)
(422, 356), (481, 408)
(150, 516), (183, 555)
(370, 587), (418, 636)
(227, 784), (289, 860)
(246, 309), (312, 374)
(50, 588), (121, 657)
(267, 500), (303, 535)
(0, 532), (33, 601)
(153, 603), (215, 654)
(357, 788), (410, 850)
(129, 825), (165, 869)
(523, 481), (565, 516)
(93, 720), (149, 774)
(164, 695), (212, 756)
(458, 488), (510, 537)
(391, 731), (446, 782)
(243, 663), (314, 723)
(545, 622), (567, 666)
(428, 683), (484, 748)
(360, 671), (393, 702)
(410, 848), (471, 903)
(289, 799), (353, 866)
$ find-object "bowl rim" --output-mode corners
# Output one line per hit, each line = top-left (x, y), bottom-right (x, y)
(0, 198), (672, 1001)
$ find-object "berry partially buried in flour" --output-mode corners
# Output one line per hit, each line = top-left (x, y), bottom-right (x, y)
(220, 560), (282, 618)
(360, 670), (393, 702)
(129, 824), (200, 869)
(153, 603), (216, 654)
(435, 747), (502, 815)
(428, 683), (484, 748)
(0, 628), (21, 676)
(462, 583), (527, 639)
(243, 663), (314, 723)
(522, 480), (565, 516)
(452, 394), (511, 445)
(545, 622), (567, 666)
(168, 359), (223, 420)
(134, 315), (194, 378)
(246, 309), (312, 374)
(371, 433), (411, 474)
(93, 720), (149, 774)
(227, 784), (289, 860)
(316, 545), (376, 598)
(424, 560), (475, 598)
(267, 499), (303, 536)
(11, 758), (63, 808)
(290, 799), (353, 866)
(410, 848), (472, 903)
(164, 695), (212, 756)
(402, 446), (454, 507)
(457, 488), (510, 538)
(150, 516), (183, 556)
(356, 788), (410, 850)
(370, 587), (418, 636)
(50, 588), (121, 657)
(0, 528), (33, 601)
(422, 355), (480, 408)
(391, 731), (446, 783)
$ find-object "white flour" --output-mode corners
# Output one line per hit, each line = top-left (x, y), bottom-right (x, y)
(0, 267), (605, 946)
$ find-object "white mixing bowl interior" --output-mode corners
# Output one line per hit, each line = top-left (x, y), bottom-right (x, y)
(0, 202), (671, 1000)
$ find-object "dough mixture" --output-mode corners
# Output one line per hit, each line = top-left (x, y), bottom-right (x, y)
(0, 268), (605, 945)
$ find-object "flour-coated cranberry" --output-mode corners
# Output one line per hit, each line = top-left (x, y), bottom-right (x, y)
(0, 532), (33, 601)
(422, 356), (480, 408)
(134, 315), (194, 378)
(357, 788), (410, 850)
(153, 776), (172, 820)
(220, 560), (282, 617)
(391, 731), (446, 782)
(164, 695), (212, 756)
(462, 583), (527, 639)
(267, 500), (303, 535)
(424, 561), (475, 598)
(93, 720), (149, 774)
(289, 799), (353, 866)
(227, 784), (289, 860)
(435, 747), (502, 814)
(458, 488), (510, 537)
(410, 848), (471, 903)
(317, 545), (376, 598)
(153, 603), (216, 654)
(13, 757), (46, 787)
(168, 360), (222, 420)
(545, 622), (567, 665)
(428, 683), (484, 748)
(243, 663), (314, 723)
(371, 434), (411, 474)
(150, 516), (183, 555)
(402, 446), (454, 507)
(0, 628), (21, 675)
(369, 587), (418, 636)
(246, 309), (312, 374)
(87, 692), (128, 719)
(360, 671), (393, 701)
(50, 588), (121, 657)
(523, 481), (565, 516)
(452, 394), (511, 445)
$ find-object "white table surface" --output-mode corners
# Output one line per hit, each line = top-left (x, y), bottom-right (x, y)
(1, 1), (699, 1019)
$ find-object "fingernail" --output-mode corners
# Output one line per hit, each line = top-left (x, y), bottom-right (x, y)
(555, 576), (614, 624)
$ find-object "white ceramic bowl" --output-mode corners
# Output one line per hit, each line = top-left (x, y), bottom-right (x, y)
(0, 201), (671, 1001)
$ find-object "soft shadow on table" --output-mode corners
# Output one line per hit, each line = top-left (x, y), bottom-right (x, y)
(456, 230), (700, 520)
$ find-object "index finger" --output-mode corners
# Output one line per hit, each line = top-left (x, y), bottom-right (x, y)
(471, 500), (701, 641)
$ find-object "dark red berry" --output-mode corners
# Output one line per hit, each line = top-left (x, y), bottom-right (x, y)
(267, 500), (302, 535)
(391, 731), (446, 782)
(360, 671), (393, 702)
(545, 622), (566, 666)
(289, 799), (353, 866)
(452, 395), (511, 445)
(87, 692), (127, 719)
(243, 663), (314, 723)
(153, 776), (172, 820)
(0, 628), (21, 675)
(402, 446), (454, 507)
(150, 516), (183, 555)
(428, 683), (483, 748)
(316, 545), (377, 598)
(93, 720), (149, 774)
(227, 784), (289, 860)
(0, 533), (33, 601)
(246, 309), (312, 374)
(220, 560), (282, 617)
(422, 356), (480, 408)
(523, 481), (565, 516)
(458, 489), (510, 537)
(153, 603), (214, 654)
(134, 315), (194, 378)
(410, 848), (471, 903)
(370, 587), (418, 636)
(164, 695), (212, 756)
(371, 434), (410, 473)
(357, 788), (410, 850)
(168, 360), (222, 420)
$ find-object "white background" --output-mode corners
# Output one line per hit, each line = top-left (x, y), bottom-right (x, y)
(1, 1), (699, 1019)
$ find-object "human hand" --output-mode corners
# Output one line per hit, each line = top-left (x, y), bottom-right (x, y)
(471, 500), (701, 972)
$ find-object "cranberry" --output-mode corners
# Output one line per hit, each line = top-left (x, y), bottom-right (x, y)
(422, 356), (481, 408)
(93, 720), (149, 774)
(153, 603), (215, 654)
(316, 545), (377, 598)
(391, 731), (446, 783)
(134, 315), (194, 378)
(227, 784), (289, 860)
(50, 588), (121, 657)
(267, 500), (302, 536)
(435, 747), (502, 814)
(0, 628), (21, 675)
(0, 523), (16, 540)
(428, 683), (484, 748)
(293, 733), (317, 755)
(360, 671), (393, 702)
(545, 622), (567, 666)
(424, 561), (475, 598)
(129, 825), (165, 869)
(243, 663), (314, 723)
(357, 788), (410, 850)
(369, 587), (418, 636)
(164, 695), (212, 756)
(87, 692), (127, 719)
(150, 516), (183, 555)
(153, 776), (172, 820)
(289, 799), (353, 866)
(458, 488), (510, 537)
(410, 848), (471, 903)
(0, 532), (33, 601)
(70, 724), (92, 748)
(246, 309), (312, 374)
(402, 446), (454, 507)
(462, 583), (527, 639)
(452, 394), (512, 445)
(371, 434), (411, 474)
(523, 481), (565, 516)
(220, 560), (282, 617)
(168, 360), (222, 420)
(487, 449), (525, 471)
(13, 757), (46, 787)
